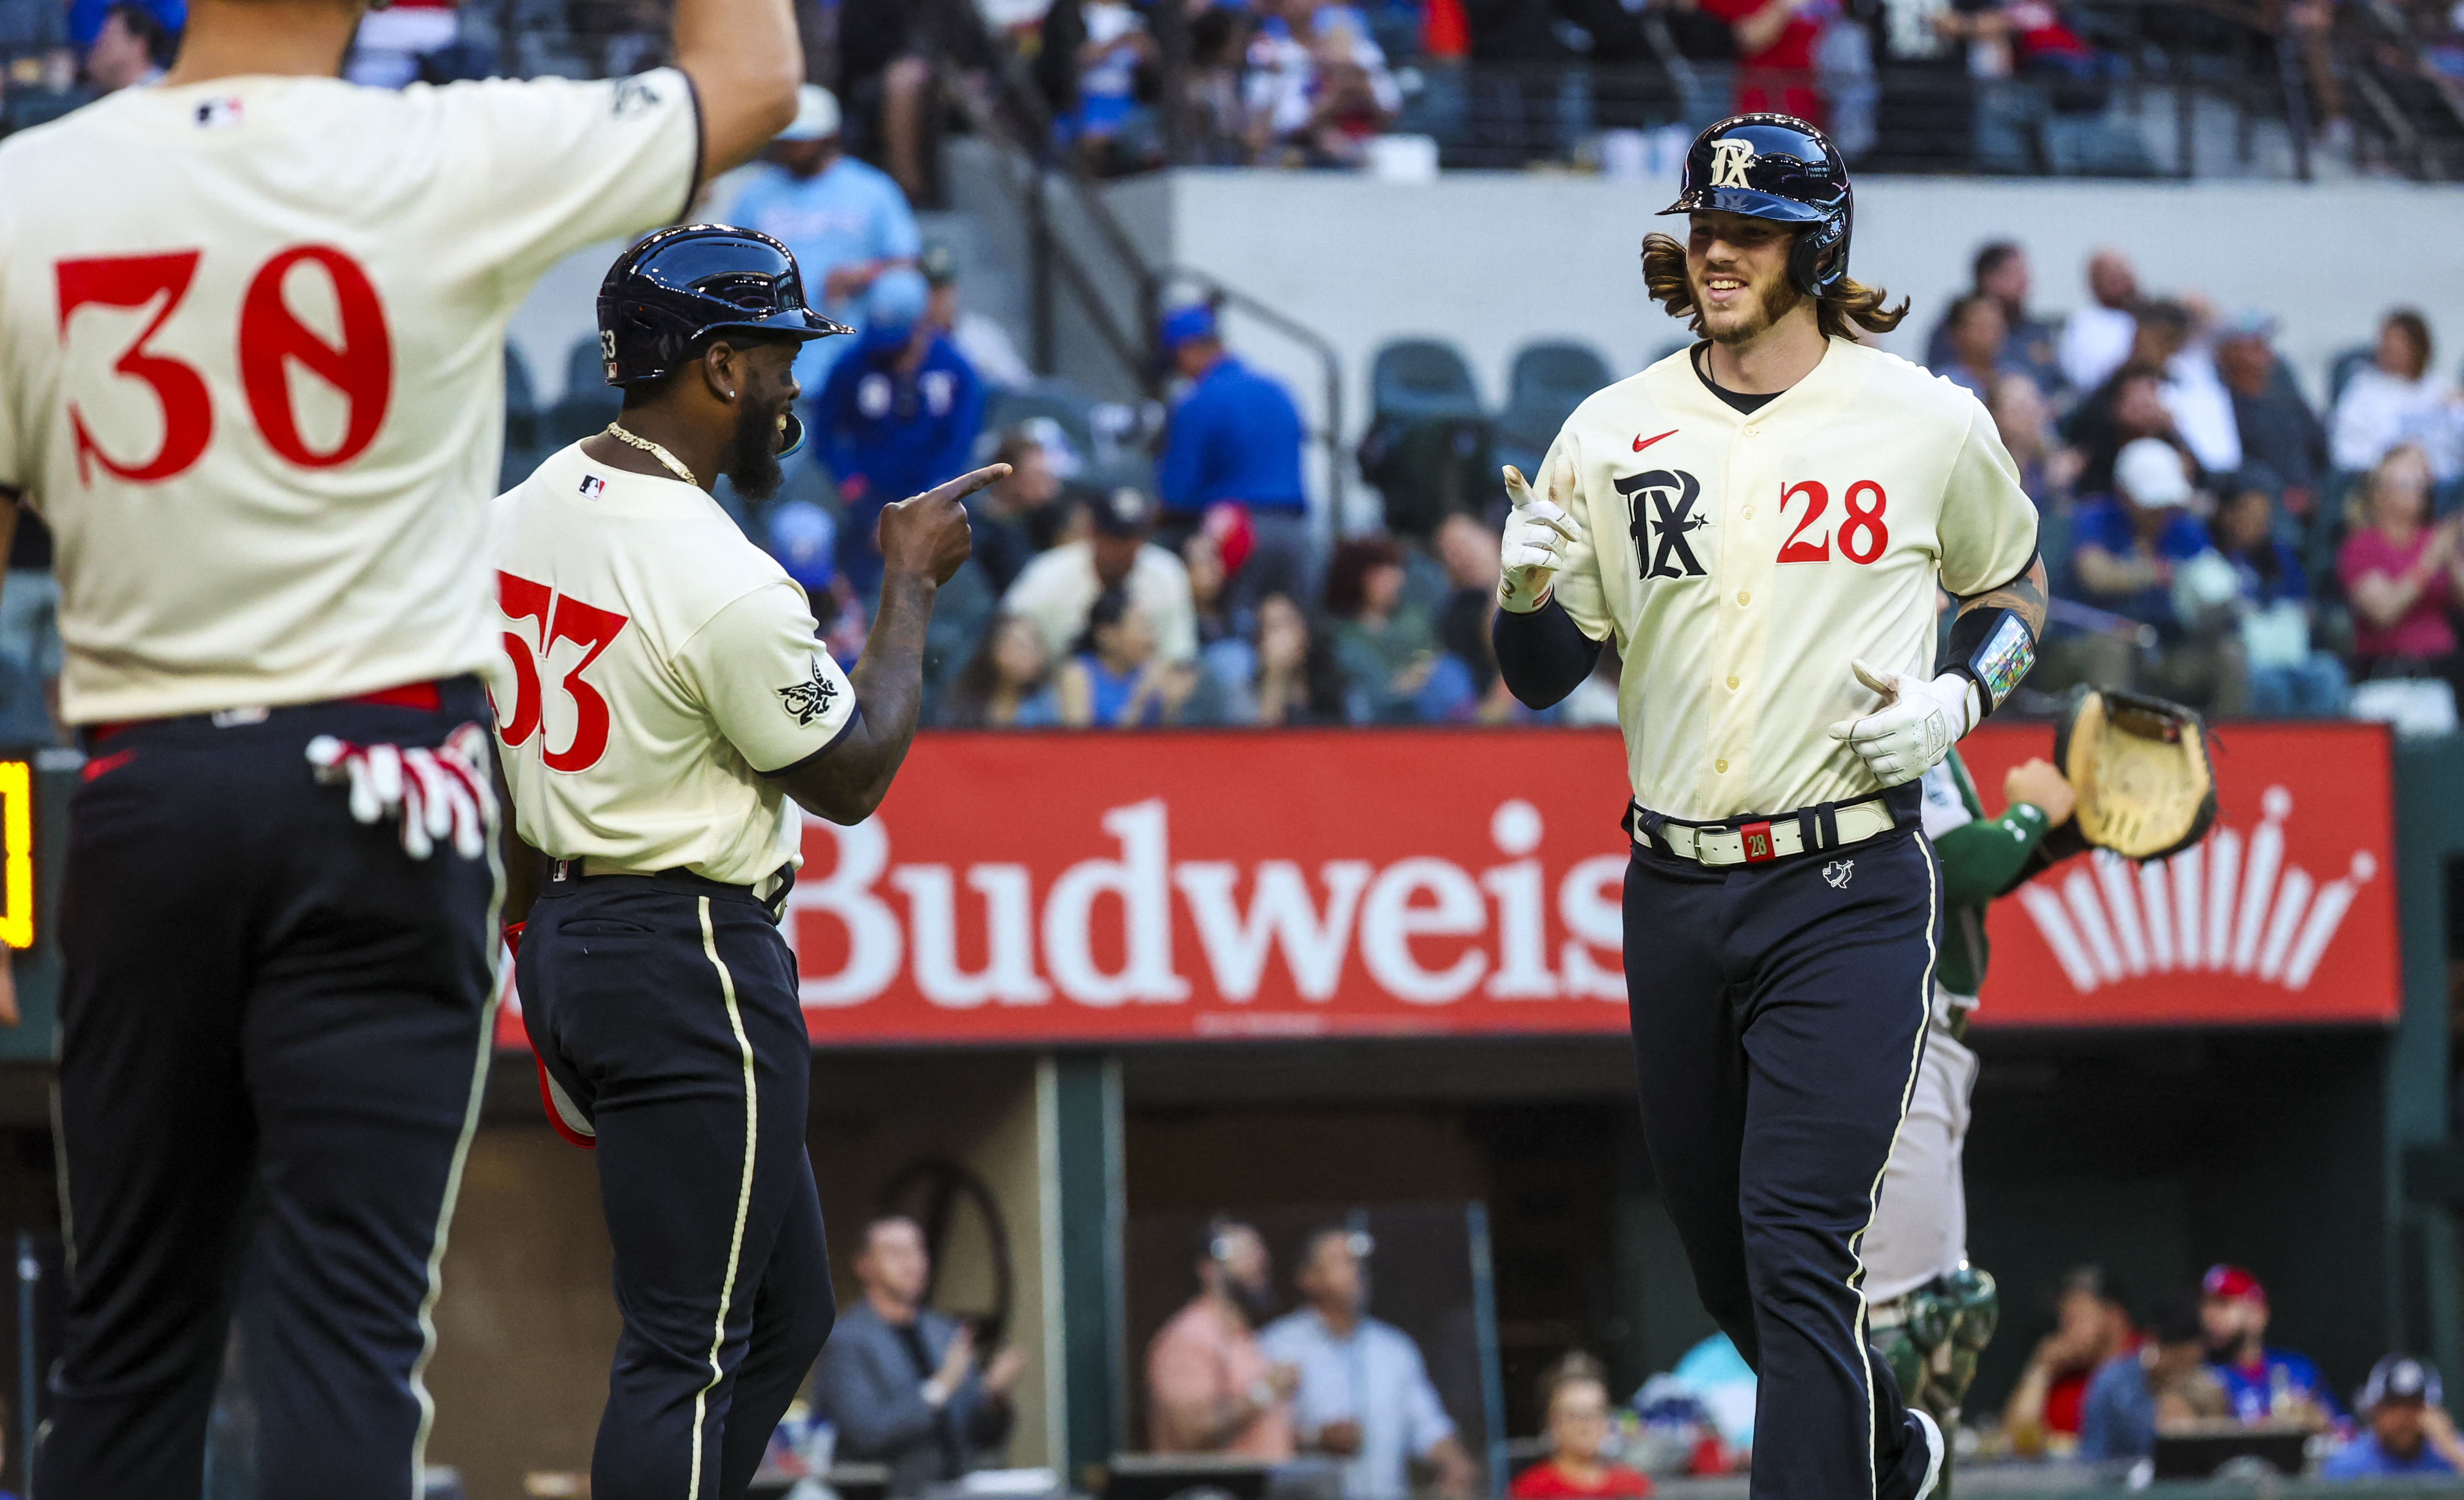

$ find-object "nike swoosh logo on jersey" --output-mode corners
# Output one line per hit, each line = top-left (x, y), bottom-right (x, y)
(1634, 429), (1678, 453)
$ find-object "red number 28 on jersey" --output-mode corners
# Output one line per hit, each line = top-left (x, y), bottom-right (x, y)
(496, 572), (630, 774)
(54, 246), (393, 486)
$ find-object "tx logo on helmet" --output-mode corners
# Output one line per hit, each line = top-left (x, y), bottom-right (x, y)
(1616, 468), (1711, 580)
(1710, 138), (1758, 189)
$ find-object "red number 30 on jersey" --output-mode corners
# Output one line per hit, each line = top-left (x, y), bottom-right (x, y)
(54, 245), (393, 485)
(496, 572), (630, 774)
(1776, 479), (1890, 565)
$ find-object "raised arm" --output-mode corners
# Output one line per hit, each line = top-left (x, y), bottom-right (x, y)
(772, 466), (1001, 824)
(673, 0), (803, 181)
(1491, 459), (1607, 708)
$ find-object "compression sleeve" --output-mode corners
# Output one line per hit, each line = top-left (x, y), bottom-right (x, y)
(1493, 596), (1604, 710)
(1934, 804), (2055, 908)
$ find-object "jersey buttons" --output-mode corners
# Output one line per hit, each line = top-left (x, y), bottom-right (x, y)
(1736, 591), (1751, 607)
(1716, 759), (1729, 773)
(1726, 675), (1740, 690)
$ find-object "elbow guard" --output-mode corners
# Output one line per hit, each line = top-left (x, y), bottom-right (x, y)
(1944, 606), (2037, 718)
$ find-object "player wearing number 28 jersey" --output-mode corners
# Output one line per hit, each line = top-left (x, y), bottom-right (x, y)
(1493, 116), (2044, 1500)
(0, 0), (803, 1488)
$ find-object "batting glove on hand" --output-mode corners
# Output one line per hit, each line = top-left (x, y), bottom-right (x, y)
(1826, 660), (1979, 788)
(1498, 461), (1577, 613)
(307, 723), (499, 861)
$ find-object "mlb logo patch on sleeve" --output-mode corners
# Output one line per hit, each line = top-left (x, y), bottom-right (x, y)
(579, 475), (607, 499)
(194, 97), (244, 128)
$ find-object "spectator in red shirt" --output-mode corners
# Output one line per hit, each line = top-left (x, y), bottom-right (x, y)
(1508, 1355), (1652, 1500)
(1694, 0), (1828, 122)
(2338, 443), (2464, 687)
(2002, 1266), (2138, 1456)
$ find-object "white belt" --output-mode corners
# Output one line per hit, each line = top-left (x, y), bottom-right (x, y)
(1640, 797), (1898, 867)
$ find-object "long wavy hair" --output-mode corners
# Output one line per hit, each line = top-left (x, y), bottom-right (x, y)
(1641, 230), (1909, 342)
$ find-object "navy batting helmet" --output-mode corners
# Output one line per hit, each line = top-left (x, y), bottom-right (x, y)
(1658, 114), (1853, 299)
(596, 224), (847, 389)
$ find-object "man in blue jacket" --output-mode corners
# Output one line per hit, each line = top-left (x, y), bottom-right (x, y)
(1157, 304), (1312, 608)
(815, 1215), (1028, 1496)
(814, 268), (986, 599)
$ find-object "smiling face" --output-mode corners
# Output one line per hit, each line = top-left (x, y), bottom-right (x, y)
(1686, 211), (1807, 345)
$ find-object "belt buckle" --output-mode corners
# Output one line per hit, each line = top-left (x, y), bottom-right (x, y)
(1739, 819), (1776, 864)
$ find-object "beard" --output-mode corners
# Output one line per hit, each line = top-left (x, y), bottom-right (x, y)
(1693, 264), (1804, 345)
(724, 392), (794, 502)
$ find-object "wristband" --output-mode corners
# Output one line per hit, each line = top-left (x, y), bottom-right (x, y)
(1944, 606), (2036, 718)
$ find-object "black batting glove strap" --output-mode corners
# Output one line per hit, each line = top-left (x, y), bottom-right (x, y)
(1944, 606), (2037, 720)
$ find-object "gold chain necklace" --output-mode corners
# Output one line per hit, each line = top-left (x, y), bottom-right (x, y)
(603, 423), (698, 487)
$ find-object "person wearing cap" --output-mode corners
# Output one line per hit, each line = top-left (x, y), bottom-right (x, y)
(812, 267), (987, 599)
(726, 84), (921, 390)
(921, 242), (1034, 391)
(2214, 311), (2328, 514)
(2323, 1355), (2464, 1477)
(2071, 437), (2211, 629)
(1002, 486), (1200, 671)
(1156, 304), (1314, 608)
(2075, 1294), (2229, 1462)
(2205, 466), (2348, 716)
(2198, 1264), (2339, 1427)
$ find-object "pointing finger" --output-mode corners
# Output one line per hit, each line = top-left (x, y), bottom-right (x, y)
(919, 464), (1011, 508)
(1502, 466), (1532, 504)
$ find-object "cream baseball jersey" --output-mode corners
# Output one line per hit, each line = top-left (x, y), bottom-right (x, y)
(0, 70), (700, 724)
(487, 444), (857, 887)
(1546, 336), (2038, 820)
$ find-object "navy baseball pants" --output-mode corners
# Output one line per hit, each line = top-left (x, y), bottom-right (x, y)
(41, 683), (499, 1500)
(1623, 793), (1938, 1500)
(521, 866), (835, 1500)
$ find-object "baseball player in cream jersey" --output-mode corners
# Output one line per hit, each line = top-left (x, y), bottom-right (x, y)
(490, 227), (989, 1500)
(0, 0), (803, 1488)
(1491, 116), (2047, 1500)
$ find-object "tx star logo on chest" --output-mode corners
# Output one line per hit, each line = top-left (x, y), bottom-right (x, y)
(1618, 469), (1710, 580)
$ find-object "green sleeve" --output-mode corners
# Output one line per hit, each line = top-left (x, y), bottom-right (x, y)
(1934, 803), (2056, 908)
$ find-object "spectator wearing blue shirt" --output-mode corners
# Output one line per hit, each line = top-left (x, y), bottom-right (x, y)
(1158, 304), (1314, 608)
(1257, 1228), (1480, 1500)
(2324, 1356), (2464, 1479)
(2077, 1296), (2230, 1462)
(727, 86), (921, 393)
(2199, 1265), (2341, 1428)
(814, 269), (987, 598)
(2204, 469), (2347, 716)
(2071, 437), (2212, 629)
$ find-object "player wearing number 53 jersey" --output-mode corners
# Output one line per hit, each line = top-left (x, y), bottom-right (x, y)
(0, 0), (804, 1489)
(1493, 116), (2046, 1500)
(491, 228), (988, 1500)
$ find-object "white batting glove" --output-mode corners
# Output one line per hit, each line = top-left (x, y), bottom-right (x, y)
(1825, 660), (1980, 789)
(307, 723), (499, 861)
(1498, 461), (1577, 613)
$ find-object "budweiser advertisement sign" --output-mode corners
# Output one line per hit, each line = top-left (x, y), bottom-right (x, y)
(493, 724), (2400, 1051)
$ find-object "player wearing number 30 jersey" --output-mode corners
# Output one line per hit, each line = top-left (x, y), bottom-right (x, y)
(1494, 116), (2044, 1500)
(0, 0), (804, 1489)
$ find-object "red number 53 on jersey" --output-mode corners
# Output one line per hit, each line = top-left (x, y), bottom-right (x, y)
(496, 572), (630, 774)
(54, 246), (392, 485)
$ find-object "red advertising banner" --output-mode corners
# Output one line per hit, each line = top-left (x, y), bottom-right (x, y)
(493, 722), (2401, 1050)
(1955, 719), (2400, 1028)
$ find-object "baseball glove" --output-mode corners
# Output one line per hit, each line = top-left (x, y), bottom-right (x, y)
(2053, 686), (2218, 861)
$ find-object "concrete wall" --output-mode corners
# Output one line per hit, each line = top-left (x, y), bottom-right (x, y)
(1126, 170), (2464, 513)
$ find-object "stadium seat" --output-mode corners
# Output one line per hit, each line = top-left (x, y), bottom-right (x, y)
(501, 344), (542, 490)
(1495, 340), (1613, 481)
(547, 334), (621, 448)
(2327, 345), (2376, 409)
(1369, 339), (1485, 421)
(1360, 339), (1492, 539)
